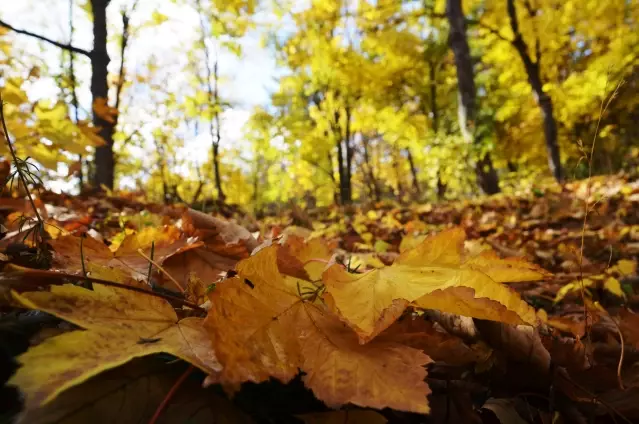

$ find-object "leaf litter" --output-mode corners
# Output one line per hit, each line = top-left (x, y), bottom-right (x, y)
(1, 175), (639, 422)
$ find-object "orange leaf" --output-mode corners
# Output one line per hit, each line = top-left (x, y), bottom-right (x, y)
(204, 245), (431, 413)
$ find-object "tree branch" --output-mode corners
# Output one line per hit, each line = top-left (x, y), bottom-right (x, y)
(0, 19), (91, 57)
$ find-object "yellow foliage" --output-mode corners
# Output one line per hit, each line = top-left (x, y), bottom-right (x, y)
(9, 284), (220, 411)
(323, 228), (545, 342)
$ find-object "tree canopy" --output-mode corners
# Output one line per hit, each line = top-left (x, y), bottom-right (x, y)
(0, 0), (637, 205)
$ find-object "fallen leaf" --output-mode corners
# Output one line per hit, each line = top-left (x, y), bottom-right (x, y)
(9, 284), (220, 410)
(17, 358), (252, 424)
(323, 228), (540, 342)
(204, 245), (432, 413)
(379, 316), (489, 367)
(604, 276), (625, 298)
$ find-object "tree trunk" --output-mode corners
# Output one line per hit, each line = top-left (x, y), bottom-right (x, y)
(393, 147), (405, 200)
(405, 148), (421, 196)
(212, 143), (224, 201)
(343, 106), (353, 204)
(429, 61), (439, 133)
(506, 0), (563, 182)
(446, 0), (500, 195)
(91, 0), (115, 190)
(437, 170), (448, 199)
(362, 136), (380, 201)
(212, 59), (225, 201)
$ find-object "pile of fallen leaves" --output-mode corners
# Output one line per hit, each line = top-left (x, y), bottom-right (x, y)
(1, 175), (639, 423)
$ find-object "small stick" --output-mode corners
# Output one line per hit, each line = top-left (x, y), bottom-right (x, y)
(146, 241), (155, 284)
(2, 269), (204, 313)
(137, 249), (186, 293)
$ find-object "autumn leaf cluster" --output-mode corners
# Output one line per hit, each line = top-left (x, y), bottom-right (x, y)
(5, 206), (549, 416)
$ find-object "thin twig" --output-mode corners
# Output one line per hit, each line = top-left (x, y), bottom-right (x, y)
(137, 249), (186, 293)
(146, 241), (155, 284)
(0, 19), (91, 56)
(2, 269), (204, 313)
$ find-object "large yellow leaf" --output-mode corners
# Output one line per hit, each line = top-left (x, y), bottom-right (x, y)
(9, 284), (220, 411)
(323, 228), (543, 343)
(204, 246), (431, 413)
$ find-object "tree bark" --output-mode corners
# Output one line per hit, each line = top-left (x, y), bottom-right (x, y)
(0, 2), (116, 189)
(91, 0), (115, 190)
(405, 148), (421, 196)
(197, 0), (226, 201)
(446, 0), (500, 195)
(429, 61), (439, 133)
(506, 0), (563, 182)
(362, 136), (380, 201)
(343, 105), (353, 204)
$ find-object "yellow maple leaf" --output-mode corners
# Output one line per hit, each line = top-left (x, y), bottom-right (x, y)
(323, 228), (543, 343)
(204, 245), (431, 413)
(9, 284), (220, 411)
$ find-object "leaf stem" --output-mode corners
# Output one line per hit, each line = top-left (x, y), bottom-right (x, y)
(137, 248), (186, 293)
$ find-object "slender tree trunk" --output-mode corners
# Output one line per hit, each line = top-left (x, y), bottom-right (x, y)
(437, 170), (448, 199)
(427, 61), (447, 198)
(362, 136), (380, 201)
(393, 147), (405, 200)
(212, 60), (225, 200)
(405, 148), (421, 196)
(429, 61), (439, 133)
(197, 0), (226, 201)
(344, 106), (353, 204)
(506, 0), (563, 182)
(332, 108), (352, 205)
(91, 0), (115, 190)
(446, 0), (500, 195)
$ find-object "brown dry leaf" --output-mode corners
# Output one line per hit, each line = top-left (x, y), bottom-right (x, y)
(379, 316), (488, 367)
(184, 271), (208, 305)
(48, 234), (112, 272)
(49, 229), (201, 283)
(9, 284), (220, 411)
(113, 225), (202, 280)
(204, 245), (431, 413)
(160, 210), (259, 290)
(545, 315), (586, 337)
(323, 228), (541, 343)
(619, 309), (639, 349)
(17, 358), (253, 424)
(182, 209), (259, 253)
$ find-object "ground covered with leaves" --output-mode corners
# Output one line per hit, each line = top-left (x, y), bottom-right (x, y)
(2, 174), (639, 424)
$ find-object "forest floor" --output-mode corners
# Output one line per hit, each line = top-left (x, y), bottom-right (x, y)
(1, 173), (639, 423)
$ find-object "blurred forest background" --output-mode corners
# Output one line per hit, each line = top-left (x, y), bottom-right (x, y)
(1, 0), (638, 210)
